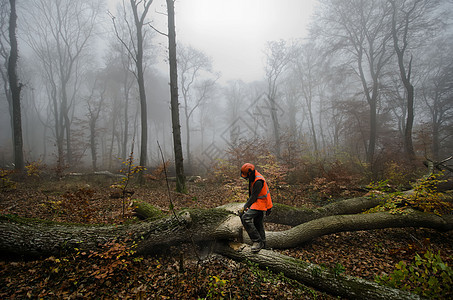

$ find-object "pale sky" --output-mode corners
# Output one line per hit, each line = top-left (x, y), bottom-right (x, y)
(175, 0), (317, 82)
(109, 0), (318, 83)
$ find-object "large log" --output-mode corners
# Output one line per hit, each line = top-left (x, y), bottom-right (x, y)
(220, 195), (389, 226)
(0, 209), (237, 257)
(131, 202), (453, 249)
(265, 209), (453, 249)
(2, 206), (452, 258)
(215, 242), (421, 300)
(265, 196), (385, 225)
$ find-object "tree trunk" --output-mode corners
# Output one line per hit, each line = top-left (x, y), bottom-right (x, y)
(264, 196), (385, 226)
(2, 206), (451, 258)
(390, 0), (417, 163)
(264, 209), (453, 249)
(367, 88), (378, 166)
(133, 9), (148, 176)
(403, 82), (415, 161)
(61, 82), (72, 165)
(90, 119), (97, 170)
(268, 94), (281, 158)
(167, 0), (186, 193)
(8, 0), (24, 171)
(307, 98), (318, 155)
(121, 71), (131, 161)
(215, 242), (421, 299)
(184, 104), (191, 169)
(0, 209), (235, 257)
(432, 119), (440, 161)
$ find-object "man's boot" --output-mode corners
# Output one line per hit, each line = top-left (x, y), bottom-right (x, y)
(251, 241), (264, 253)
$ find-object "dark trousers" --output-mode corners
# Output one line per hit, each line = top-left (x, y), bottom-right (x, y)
(241, 209), (265, 243)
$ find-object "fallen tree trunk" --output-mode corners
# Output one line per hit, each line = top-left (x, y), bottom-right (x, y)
(0, 209), (238, 257)
(215, 242), (421, 300)
(2, 206), (452, 258)
(265, 196), (385, 225)
(220, 194), (391, 226)
(264, 209), (453, 249)
(132, 202), (453, 249)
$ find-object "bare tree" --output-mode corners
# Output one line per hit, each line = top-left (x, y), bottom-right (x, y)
(85, 73), (106, 171)
(177, 44), (216, 168)
(119, 54), (135, 162)
(111, 0), (155, 179)
(293, 42), (323, 155)
(0, 1), (13, 164)
(419, 37), (453, 160)
(103, 37), (137, 164)
(166, 0), (185, 192)
(23, 0), (101, 169)
(389, 0), (444, 163)
(314, 0), (393, 168)
(264, 40), (295, 158)
(224, 80), (248, 146)
(7, 0), (23, 171)
(0, 0), (11, 126)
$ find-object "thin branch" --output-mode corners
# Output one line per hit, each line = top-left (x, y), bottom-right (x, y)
(148, 23), (167, 36)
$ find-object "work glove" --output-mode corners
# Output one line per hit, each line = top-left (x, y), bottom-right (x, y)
(237, 208), (245, 217)
(266, 208), (272, 216)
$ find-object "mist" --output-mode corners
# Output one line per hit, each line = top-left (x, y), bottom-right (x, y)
(1, 0), (452, 177)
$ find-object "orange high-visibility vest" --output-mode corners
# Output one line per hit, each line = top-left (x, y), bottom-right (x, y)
(250, 171), (273, 211)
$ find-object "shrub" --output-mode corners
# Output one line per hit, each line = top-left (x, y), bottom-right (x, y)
(26, 160), (45, 177)
(257, 153), (288, 186)
(205, 275), (229, 299)
(407, 172), (452, 215)
(375, 249), (452, 298)
(366, 173), (453, 215)
(0, 169), (16, 191)
(382, 161), (413, 188)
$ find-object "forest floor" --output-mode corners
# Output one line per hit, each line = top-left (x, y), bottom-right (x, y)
(0, 175), (452, 299)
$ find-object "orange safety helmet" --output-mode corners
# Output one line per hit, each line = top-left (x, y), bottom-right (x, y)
(241, 163), (255, 178)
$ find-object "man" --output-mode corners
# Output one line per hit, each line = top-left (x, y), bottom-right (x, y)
(239, 163), (272, 253)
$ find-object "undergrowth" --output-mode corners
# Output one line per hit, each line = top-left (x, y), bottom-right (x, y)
(366, 173), (453, 215)
(375, 249), (452, 299)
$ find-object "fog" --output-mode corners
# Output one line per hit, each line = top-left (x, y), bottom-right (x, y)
(1, 0), (452, 175)
(174, 0), (317, 82)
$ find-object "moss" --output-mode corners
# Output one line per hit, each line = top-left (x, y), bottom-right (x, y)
(273, 202), (311, 212)
(132, 200), (166, 220)
(0, 214), (108, 228)
(178, 208), (231, 224)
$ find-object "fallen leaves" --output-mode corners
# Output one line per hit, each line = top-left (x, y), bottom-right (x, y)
(0, 178), (452, 299)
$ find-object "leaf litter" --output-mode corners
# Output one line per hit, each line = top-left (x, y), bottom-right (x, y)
(0, 178), (452, 299)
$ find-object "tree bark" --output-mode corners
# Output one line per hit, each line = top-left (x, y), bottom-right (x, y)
(264, 209), (453, 249)
(390, 0), (416, 163)
(166, 0), (186, 192)
(0, 209), (235, 258)
(263, 196), (386, 226)
(1, 206), (451, 258)
(220, 193), (401, 226)
(215, 242), (421, 299)
(8, 0), (24, 171)
(130, 0), (152, 178)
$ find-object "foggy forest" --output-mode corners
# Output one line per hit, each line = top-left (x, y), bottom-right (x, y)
(1, 0), (453, 299)
(0, 0), (451, 175)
